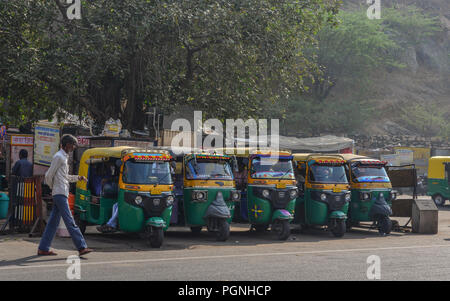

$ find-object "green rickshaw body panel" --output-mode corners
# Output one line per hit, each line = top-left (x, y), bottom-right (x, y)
(329, 210), (347, 219)
(183, 187), (235, 226)
(247, 186), (297, 225)
(117, 189), (173, 232)
(428, 178), (450, 199)
(305, 189), (328, 225)
(247, 186), (272, 225)
(349, 189), (392, 222)
(272, 208), (294, 222)
(75, 188), (116, 225)
(297, 189), (350, 226)
(146, 216), (165, 228)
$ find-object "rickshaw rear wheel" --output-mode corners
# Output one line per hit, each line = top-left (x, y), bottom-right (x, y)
(272, 219), (290, 240)
(216, 219), (230, 242)
(190, 226), (202, 234)
(253, 224), (269, 232)
(145, 226), (164, 248)
(377, 216), (392, 235)
(330, 219), (346, 238)
(74, 213), (87, 235)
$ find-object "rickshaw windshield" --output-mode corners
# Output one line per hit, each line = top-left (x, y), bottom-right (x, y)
(122, 160), (173, 185)
(185, 159), (233, 180)
(351, 165), (390, 183)
(250, 157), (295, 179)
(309, 164), (348, 183)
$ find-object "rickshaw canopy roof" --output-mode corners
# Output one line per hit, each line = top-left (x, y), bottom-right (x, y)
(428, 156), (450, 179)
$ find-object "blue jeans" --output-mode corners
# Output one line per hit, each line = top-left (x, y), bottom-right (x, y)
(106, 203), (119, 228)
(38, 194), (87, 251)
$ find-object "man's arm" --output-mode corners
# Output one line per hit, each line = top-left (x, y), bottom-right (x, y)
(45, 155), (61, 188)
(11, 161), (19, 176)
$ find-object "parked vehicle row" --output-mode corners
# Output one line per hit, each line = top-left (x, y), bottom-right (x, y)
(72, 146), (399, 248)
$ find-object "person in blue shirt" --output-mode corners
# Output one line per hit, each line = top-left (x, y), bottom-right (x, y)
(12, 149), (33, 178)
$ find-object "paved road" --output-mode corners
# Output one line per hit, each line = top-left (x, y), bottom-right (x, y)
(1, 200), (450, 281)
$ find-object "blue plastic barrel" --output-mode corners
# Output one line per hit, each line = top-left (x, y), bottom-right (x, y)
(0, 192), (9, 219)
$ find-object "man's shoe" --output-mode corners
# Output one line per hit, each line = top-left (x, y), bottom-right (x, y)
(97, 224), (116, 233)
(37, 249), (57, 256)
(78, 248), (93, 256)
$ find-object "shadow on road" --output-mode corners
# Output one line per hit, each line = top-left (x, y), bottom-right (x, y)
(0, 255), (63, 268)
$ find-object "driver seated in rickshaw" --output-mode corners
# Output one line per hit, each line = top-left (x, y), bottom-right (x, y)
(89, 162), (118, 198)
(312, 166), (332, 182)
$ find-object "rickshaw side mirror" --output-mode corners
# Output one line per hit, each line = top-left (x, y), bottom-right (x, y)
(232, 156), (238, 173)
(115, 159), (122, 169)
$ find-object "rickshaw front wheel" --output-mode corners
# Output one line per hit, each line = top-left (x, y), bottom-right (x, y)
(432, 194), (445, 207)
(272, 219), (290, 240)
(145, 226), (164, 248)
(330, 219), (346, 238)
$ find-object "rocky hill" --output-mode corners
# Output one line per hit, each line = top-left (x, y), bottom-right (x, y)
(336, 0), (450, 137)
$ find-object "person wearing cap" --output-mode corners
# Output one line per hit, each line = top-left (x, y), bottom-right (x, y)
(37, 134), (92, 256)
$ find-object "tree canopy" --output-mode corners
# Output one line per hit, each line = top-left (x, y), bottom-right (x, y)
(0, 0), (341, 130)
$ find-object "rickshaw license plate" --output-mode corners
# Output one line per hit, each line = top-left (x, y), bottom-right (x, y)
(276, 183), (287, 189)
(151, 189), (162, 195)
(333, 187), (342, 193)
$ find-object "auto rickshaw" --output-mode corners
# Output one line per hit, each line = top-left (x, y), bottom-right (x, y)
(171, 150), (240, 241)
(427, 156), (450, 206)
(74, 147), (175, 248)
(246, 150), (298, 240)
(293, 154), (350, 237)
(341, 154), (395, 234)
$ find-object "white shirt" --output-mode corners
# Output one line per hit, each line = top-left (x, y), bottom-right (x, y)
(45, 149), (79, 197)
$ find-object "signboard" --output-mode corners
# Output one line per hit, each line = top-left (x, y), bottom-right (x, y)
(90, 139), (112, 148)
(34, 123), (60, 166)
(77, 136), (90, 147)
(380, 154), (399, 166)
(395, 147), (431, 175)
(10, 134), (34, 172)
(114, 140), (154, 148)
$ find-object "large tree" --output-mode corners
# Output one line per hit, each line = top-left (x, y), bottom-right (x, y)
(1, 0), (341, 130)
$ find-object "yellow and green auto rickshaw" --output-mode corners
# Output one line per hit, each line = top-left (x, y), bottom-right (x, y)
(427, 156), (450, 206)
(246, 150), (298, 240)
(341, 154), (395, 234)
(170, 150), (240, 241)
(293, 154), (350, 237)
(74, 147), (175, 248)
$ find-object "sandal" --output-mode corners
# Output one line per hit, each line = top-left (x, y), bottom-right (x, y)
(37, 249), (58, 256)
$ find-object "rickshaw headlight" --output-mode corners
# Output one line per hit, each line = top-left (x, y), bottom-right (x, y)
(231, 191), (240, 201)
(262, 189), (270, 198)
(135, 195), (143, 205)
(320, 193), (327, 201)
(345, 193), (351, 202)
(192, 190), (208, 202)
(289, 189), (298, 199)
(166, 196), (174, 206)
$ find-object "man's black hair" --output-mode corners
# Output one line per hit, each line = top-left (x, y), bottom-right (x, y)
(19, 149), (28, 159)
(61, 134), (78, 148)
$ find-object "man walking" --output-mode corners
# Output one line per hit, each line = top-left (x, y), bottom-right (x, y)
(37, 134), (92, 256)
